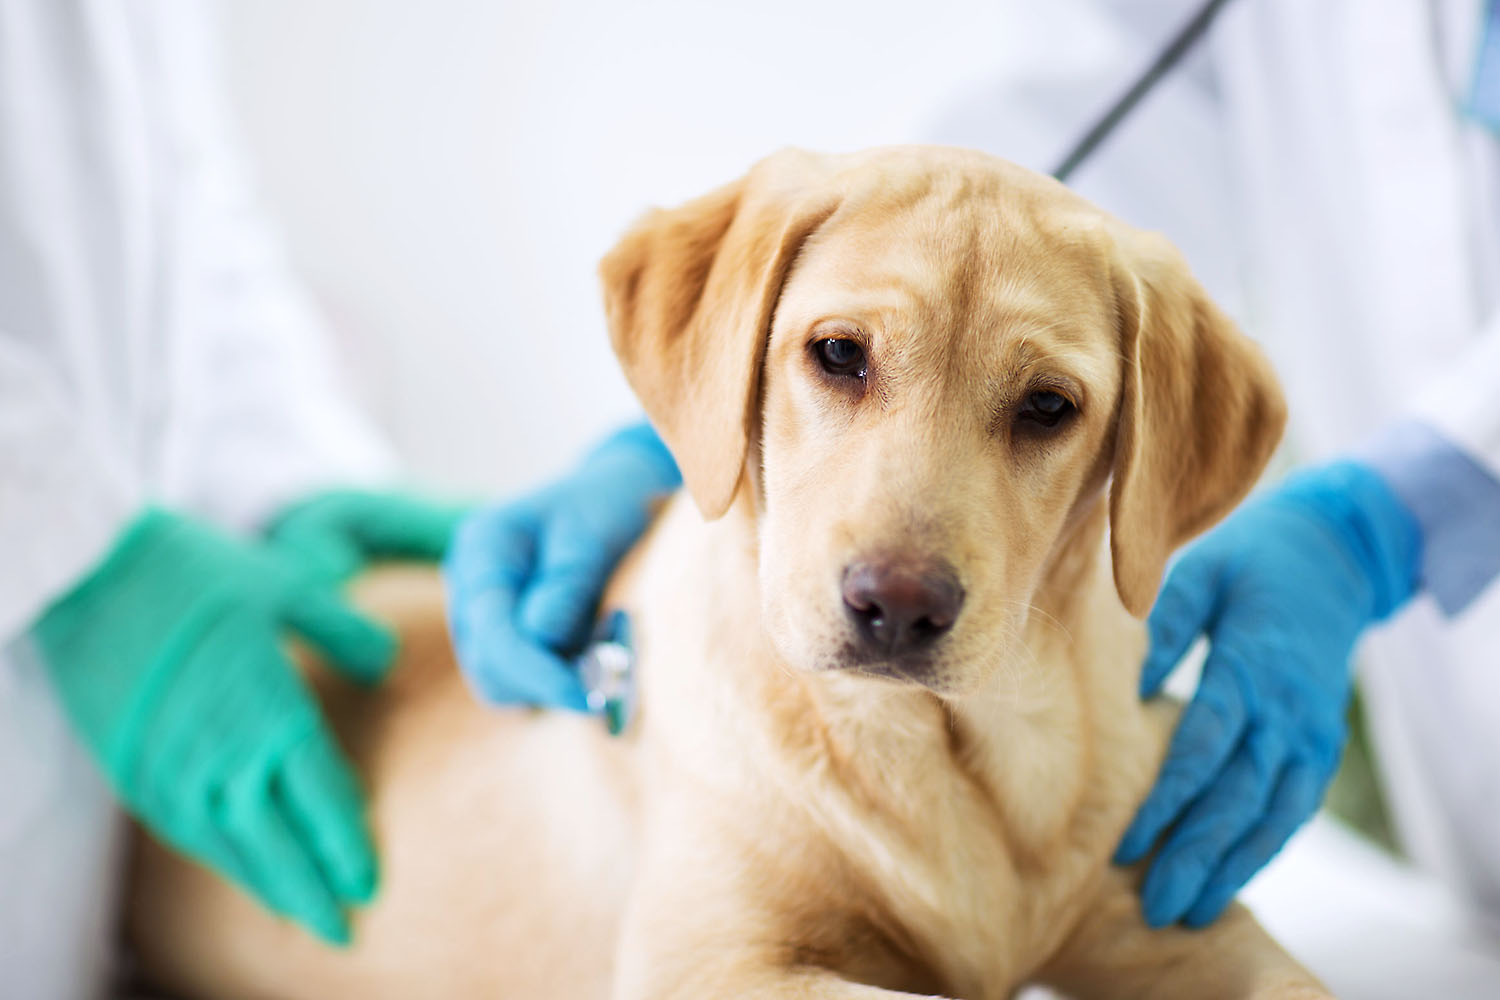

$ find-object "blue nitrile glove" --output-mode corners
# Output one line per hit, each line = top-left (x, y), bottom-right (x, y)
(267, 488), (467, 585)
(1115, 461), (1422, 928)
(443, 422), (680, 709)
(31, 508), (397, 945)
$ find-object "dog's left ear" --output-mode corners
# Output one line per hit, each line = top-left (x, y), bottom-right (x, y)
(599, 150), (841, 520)
(1107, 231), (1287, 617)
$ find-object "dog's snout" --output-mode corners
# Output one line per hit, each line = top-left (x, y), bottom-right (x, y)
(841, 558), (964, 656)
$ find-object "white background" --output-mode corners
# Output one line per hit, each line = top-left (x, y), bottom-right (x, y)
(221, 0), (1044, 495)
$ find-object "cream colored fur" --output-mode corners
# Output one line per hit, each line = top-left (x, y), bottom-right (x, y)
(128, 147), (1326, 999)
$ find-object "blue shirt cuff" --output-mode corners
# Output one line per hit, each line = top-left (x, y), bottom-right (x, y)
(1360, 421), (1500, 616)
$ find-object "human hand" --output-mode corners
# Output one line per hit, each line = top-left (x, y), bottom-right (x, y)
(268, 487), (467, 584)
(33, 508), (397, 944)
(1114, 462), (1421, 927)
(443, 422), (679, 709)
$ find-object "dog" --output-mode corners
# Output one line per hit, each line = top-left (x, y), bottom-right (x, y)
(128, 146), (1328, 998)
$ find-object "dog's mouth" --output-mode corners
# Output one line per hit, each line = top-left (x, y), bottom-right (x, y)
(836, 643), (950, 691)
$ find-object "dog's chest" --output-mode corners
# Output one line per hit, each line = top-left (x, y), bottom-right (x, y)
(785, 698), (1112, 998)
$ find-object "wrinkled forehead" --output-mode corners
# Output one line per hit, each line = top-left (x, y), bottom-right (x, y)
(774, 167), (1121, 387)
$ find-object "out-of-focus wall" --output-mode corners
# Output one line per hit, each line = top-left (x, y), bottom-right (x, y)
(219, 0), (1037, 495)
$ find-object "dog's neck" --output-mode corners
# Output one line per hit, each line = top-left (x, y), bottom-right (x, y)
(942, 503), (1138, 856)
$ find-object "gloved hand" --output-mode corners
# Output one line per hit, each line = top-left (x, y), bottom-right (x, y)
(32, 508), (398, 945)
(1114, 462), (1422, 928)
(267, 487), (467, 585)
(444, 422), (680, 709)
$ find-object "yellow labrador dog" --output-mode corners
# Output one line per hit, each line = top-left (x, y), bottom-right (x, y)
(129, 146), (1328, 999)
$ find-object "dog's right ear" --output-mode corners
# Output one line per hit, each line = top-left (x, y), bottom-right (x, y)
(599, 150), (840, 520)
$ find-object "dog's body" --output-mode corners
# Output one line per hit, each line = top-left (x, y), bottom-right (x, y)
(130, 148), (1329, 998)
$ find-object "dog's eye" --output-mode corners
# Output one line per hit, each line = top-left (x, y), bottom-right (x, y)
(814, 338), (867, 378)
(1017, 390), (1075, 429)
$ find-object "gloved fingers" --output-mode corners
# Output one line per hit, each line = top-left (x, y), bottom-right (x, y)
(187, 828), (270, 913)
(278, 728), (379, 904)
(444, 507), (592, 710)
(1180, 760), (1325, 928)
(219, 766), (351, 945)
(1138, 728), (1285, 927)
(450, 588), (592, 711)
(1140, 551), (1222, 698)
(282, 588), (398, 686)
(343, 493), (468, 563)
(516, 506), (645, 653)
(1115, 661), (1248, 864)
(141, 774), (266, 908)
(274, 524), (365, 585)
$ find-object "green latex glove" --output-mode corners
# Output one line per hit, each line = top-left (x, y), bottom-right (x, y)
(267, 488), (467, 584)
(32, 508), (397, 945)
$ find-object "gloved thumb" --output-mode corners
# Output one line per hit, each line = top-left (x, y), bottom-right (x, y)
(283, 588), (397, 685)
(1140, 552), (1219, 698)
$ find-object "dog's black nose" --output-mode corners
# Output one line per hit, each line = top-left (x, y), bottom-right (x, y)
(842, 558), (964, 655)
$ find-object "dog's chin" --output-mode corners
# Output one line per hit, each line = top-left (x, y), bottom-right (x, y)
(764, 612), (968, 696)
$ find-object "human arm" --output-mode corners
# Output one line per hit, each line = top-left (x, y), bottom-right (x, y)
(0, 2), (418, 944)
(0, 2), (414, 635)
(0, 0), (164, 639)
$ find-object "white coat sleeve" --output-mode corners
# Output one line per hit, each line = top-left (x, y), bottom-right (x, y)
(0, 0), (152, 641)
(156, 9), (397, 531)
(1411, 313), (1500, 481)
(1363, 316), (1500, 616)
(0, 347), (143, 644)
(0, 2), (395, 643)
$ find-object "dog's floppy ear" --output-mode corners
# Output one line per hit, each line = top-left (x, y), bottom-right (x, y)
(1108, 231), (1287, 617)
(599, 150), (840, 519)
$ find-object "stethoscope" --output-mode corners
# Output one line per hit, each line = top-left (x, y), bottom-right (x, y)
(1051, 0), (1236, 182)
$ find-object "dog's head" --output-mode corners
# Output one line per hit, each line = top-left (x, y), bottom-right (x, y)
(601, 147), (1283, 696)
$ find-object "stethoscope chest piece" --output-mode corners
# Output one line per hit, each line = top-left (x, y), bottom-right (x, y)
(576, 609), (635, 737)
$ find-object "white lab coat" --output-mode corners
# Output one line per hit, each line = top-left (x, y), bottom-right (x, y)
(932, 0), (1500, 929)
(0, 3), (393, 995)
(1210, 0), (1500, 929)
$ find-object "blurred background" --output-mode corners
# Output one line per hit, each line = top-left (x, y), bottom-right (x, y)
(221, 0), (1009, 493)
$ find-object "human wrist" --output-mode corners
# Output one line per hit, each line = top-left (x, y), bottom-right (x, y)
(34, 506), (184, 630)
(1278, 461), (1423, 622)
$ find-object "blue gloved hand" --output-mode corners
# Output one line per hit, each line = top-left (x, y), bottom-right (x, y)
(442, 422), (680, 709)
(1114, 461), (1422, 928)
